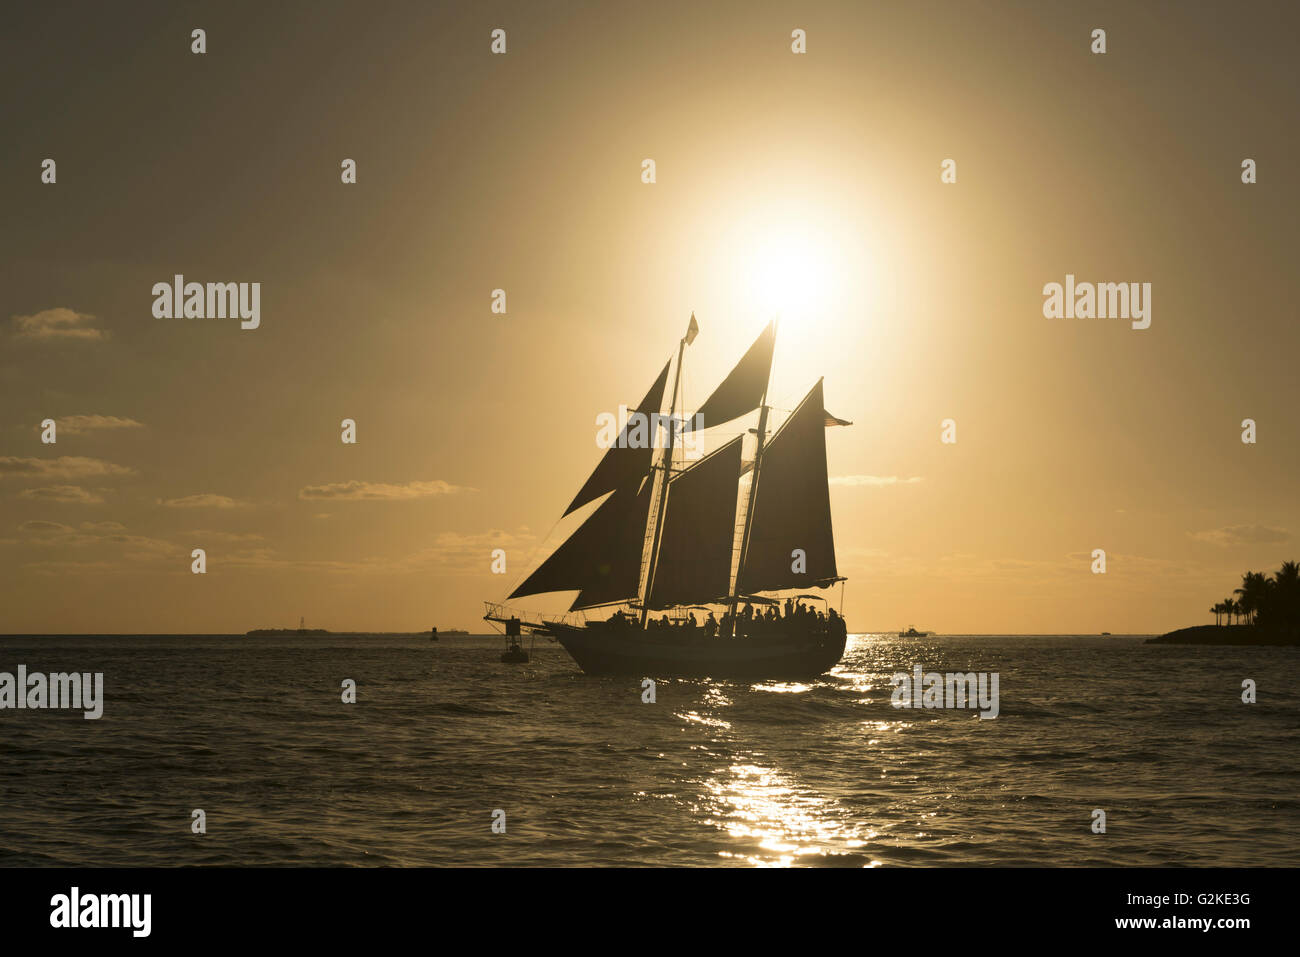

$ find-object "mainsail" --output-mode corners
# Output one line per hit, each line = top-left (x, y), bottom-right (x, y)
(734, 379), (840, 595)
(686, 321), (775, 431)
(564, 361), (670, 517)
(646, 436), (743, 609)
(510, 479), (653, 610)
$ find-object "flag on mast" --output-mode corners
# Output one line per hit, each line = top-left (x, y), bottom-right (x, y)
(824, 409), (852, 427)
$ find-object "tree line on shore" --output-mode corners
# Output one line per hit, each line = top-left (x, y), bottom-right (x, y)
(1209, 561), (1299, 631)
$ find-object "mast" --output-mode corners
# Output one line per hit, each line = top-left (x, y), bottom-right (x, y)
(639, 319), (691, 627)
(728, 320), (776, 634)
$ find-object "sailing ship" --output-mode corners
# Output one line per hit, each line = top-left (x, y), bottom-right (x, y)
(485, 315), (851, 679)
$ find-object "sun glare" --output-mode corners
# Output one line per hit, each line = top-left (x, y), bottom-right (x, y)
(717, 204), (861, 338)
(746, 231), (833, 321)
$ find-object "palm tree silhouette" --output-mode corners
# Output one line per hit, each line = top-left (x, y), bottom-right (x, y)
(1234, 571), (1271, 625)
(1202, 561), (1299, 632)
(1269, 561), (1299, 630)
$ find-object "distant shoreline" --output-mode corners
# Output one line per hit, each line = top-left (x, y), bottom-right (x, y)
(4, 632), (1149, 639)
(0, 632), (493, 639)
(1147, 624), (1300, 646)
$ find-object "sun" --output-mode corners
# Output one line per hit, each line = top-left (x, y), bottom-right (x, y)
(719, 210), (851, 334)
(701, 194), (883, 355)
(746, 230), (833, 320)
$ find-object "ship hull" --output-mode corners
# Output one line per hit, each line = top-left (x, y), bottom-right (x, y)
(548, 626), (847, 679)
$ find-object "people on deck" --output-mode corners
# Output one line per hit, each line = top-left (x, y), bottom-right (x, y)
(601, 601), (846, 640)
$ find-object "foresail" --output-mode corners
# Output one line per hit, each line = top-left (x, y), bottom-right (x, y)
(685, 321), (775, 432)
(564, 361), (670, 517)
(509, 479), (653, 608)
(646, 435), (743, 609)
(734, 379), (839, 594)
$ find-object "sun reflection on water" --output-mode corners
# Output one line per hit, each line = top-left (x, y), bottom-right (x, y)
(750, 682), (813, 694)
(681, 680), (883, 866)
(701, 762), (879, 867)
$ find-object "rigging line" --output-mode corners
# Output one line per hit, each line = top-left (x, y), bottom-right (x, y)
(496, 497), (581, 600)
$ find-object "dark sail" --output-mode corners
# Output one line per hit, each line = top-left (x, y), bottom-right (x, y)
(686, 321), (775, 431)
(735, 379), (839, 594)
(646, 436), (743, 609)
(570, 480), (653, 610)
(564, 361), (670, 516)
(510, 479), (653, 608)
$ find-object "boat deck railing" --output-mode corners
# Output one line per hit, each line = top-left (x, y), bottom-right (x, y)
(483, 601), (579, 632)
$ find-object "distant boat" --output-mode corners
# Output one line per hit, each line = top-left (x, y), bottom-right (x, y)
(1101, 631), (1112, 636)
(485, 314), (850, 678)
(897, 626), (931, 638)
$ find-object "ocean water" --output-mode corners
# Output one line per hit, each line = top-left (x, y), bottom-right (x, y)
(0, 633), (1296, 867)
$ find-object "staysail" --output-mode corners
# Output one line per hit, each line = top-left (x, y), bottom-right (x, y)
(564, 362), (670, 517)
(734, 379), (839, 594)
(686, 321), (775, 431)
(646, 436), (743, 609)
(510, 479), (653, 609)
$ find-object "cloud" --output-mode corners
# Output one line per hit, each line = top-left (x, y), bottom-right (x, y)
(1188, 524), (1291, 546)
(836, 548), (1204, 589)
(10, 308), (108, 341)
(0, 456), (135, 480)
(190, 529), (265, 543)
(157, 494), (249, 509)
(19, 520), (72, 534)
(829, 475), (925, 487)
(220, 528), (531, 576)
(48, 415), (144, 435)
(17, 485), (106, 503)
(21, 560), (126, 574)
(297, 479), (474, 501)
(14, 519), (176, 559)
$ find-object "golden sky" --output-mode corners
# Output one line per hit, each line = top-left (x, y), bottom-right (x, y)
(2, 0), (1296, 633)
